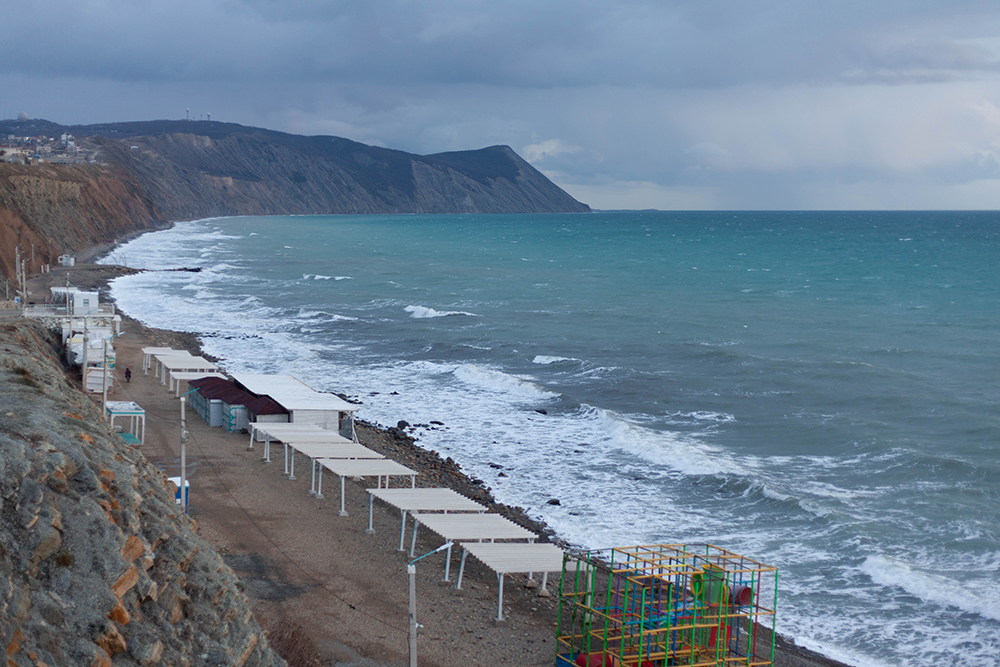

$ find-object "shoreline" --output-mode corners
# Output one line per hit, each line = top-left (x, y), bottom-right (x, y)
(32, 244), (852, 667)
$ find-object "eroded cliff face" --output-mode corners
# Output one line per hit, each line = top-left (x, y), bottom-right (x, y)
(0, 164), (165, 278)
(0, 320), (285, 667)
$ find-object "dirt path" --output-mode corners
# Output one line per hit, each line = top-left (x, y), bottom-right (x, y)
(106, 313), (561, 667)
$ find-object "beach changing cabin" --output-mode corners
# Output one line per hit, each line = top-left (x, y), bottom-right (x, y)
(188, 377), (225, 427)
(231, 373), (360, 441)
(187, 377), (256, 432)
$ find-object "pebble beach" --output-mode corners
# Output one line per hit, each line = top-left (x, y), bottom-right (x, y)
(18, 256), (849, 667)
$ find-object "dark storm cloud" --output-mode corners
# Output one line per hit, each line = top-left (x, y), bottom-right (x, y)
(6, 1), (1000, 208)
(8, 1), (999, 86)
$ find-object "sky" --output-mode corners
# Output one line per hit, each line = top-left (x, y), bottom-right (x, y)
(5, 1), (1000, 210)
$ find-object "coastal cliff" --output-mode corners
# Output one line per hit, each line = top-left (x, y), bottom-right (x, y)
(86, 124), (591, 218)
(0, 163), (164, 278)
(0, 319), (286, 667)
(0, 118), (588, 281)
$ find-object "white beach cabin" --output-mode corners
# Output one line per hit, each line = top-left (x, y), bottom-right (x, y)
(50, 287), (100, 316)
(231, 373), (360, 441)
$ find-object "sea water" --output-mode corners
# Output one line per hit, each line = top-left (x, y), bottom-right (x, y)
(102, 211), (1000, 666)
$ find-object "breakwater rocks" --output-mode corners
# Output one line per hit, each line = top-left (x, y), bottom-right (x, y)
(0, 320), (286, 667)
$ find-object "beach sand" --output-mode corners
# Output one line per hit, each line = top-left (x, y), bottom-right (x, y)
(25, 261), (849, 667)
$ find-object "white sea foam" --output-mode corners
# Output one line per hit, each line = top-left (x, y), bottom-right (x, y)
(293, 308), (358, 322)
(760, 485), (793, 502)
(102, 213), (1000, 667)
(207, 262), (240, 272)
(862, 555), (1000, 622)
(796, 499), (833, 519)
(452, 364), (557, 400)
(532, 355), (579, 365)
(405, 305), (480, 318)
(800, 481), (878, 500)
(663, 410), (735, 425)
(596, 409), (742, 476)
(301, 274), (346, 280)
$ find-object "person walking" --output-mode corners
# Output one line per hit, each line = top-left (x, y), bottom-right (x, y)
(124, 367), (131, 383)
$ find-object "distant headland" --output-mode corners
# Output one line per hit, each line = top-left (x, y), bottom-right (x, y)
(0, 118), (590, 278)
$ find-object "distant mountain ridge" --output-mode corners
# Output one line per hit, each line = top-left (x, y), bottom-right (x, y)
(0, 118), (589, 277)
(1, 118), (590, 217)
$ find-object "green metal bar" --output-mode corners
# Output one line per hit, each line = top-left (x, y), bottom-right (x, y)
(579, 555), (588, 657)
(555, 552), (568, 664)
(771, 568), (779, 664)
(604, 550), (615, 662)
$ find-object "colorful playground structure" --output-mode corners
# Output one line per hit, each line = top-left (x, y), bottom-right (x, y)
(556, 544), (777, 667)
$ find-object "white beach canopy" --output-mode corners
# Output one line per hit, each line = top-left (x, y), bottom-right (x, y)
(157, 356), (218, 386)
(148, 349), (192, 378)
(141, 346), (181, 373)
(455, 542), (566, 621)
(104, 400), (146, 446)
(366, 487), (487, 550)
(320, 459), (418, 517)
(286, 442), (382, 496)
(248, 423), (349, 468)
(407, 512), (538, 581)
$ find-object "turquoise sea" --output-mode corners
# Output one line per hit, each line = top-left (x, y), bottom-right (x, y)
(103, 211), (999, 666)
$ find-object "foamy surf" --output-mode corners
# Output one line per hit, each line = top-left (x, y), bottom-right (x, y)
(405, 305), (480, 318)
(862, 555), (1000, 623)
(532, 355), (579, 364)
(100, 211), (1000, 667)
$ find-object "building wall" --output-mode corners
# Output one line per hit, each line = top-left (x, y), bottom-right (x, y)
(289, 409), (339, 430)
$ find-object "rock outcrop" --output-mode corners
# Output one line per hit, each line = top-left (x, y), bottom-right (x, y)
(0, 320), (286, 667)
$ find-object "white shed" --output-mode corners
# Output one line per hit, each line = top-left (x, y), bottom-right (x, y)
(51, 286), (99, 315)
(231, 373), (360, 440)
(72, 290), (99, 315)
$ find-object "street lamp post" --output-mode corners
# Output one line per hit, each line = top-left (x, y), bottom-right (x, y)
(408, 542), (453, 667)
(178, 387), (197, 514)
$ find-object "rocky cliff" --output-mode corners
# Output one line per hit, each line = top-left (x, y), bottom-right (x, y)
(0, 319), (286, 667)
(0, 163), (164, 279)
(0, 118), (589, 282)
(84, 123), (591, 218)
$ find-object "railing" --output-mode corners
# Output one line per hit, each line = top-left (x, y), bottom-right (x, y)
(22, 304), (117, 318)
(0, 275), (13, 301)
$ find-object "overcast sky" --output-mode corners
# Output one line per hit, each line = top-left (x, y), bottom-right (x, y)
(5, 1), (1000, 210)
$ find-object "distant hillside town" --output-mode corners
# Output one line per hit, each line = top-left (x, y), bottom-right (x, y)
(1, 131), (96, 165)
